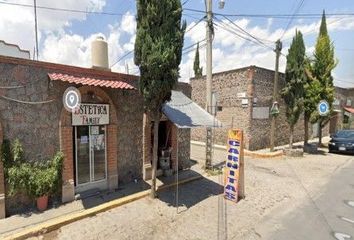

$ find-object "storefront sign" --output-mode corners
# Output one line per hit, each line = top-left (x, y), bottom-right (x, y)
(72, 104), (109, 126)
(224, 129), (242, 203)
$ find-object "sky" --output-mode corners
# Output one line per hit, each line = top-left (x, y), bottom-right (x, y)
(0, 0), (354, 88)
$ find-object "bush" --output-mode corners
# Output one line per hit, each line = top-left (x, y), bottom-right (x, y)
(2, 140), (64, 199)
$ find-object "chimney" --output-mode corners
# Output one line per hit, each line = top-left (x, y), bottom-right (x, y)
(91, 36), (110, 71)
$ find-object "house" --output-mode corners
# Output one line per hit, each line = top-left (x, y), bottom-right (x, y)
(334, 86), (354, 129)
(0, 37), (193, 218)
(190, 65), (333, 150)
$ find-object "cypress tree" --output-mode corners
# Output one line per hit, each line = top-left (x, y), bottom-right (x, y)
(306, 10), (337, 145)
(281, 30), (306, 149)
(134, 0), (186, 198)
(193, 42), (203, 78)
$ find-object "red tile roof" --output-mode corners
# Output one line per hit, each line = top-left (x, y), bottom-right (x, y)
(344, 106), (354, 114)
(48, 73), (136, 90)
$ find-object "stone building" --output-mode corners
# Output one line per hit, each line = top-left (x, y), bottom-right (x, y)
(0, 41), (193, 217)
(334, 86), (354, 129)
(191, 65), (331, 150)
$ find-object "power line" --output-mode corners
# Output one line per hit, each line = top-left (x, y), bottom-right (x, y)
(185, 16), (207, 33)
(282, 17), (346, 42)
(182, 0), (191, 6)
(213, 20), (274, 52)
(182, 42), (207, 55)
(184, 8), (354, 18)
(280, 0), (305, 39)
(110, 50), (134, 68)
(183, 39), (207, 52)
(0, 0), (124, 16)
(218, 15), (274, 46)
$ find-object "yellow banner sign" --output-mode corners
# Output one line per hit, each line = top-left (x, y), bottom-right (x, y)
(224, 129), (242, 203)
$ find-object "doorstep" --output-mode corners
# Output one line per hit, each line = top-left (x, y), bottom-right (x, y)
(0, 169), (203, 240)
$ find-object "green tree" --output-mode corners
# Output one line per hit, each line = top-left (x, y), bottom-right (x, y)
(305, 10), (337, 145)
(134, 0), (186, 198)
(281, 30), (306, 149)
(193, 42), (203, 78)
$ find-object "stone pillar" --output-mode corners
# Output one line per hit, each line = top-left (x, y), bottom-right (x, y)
(143, 113), (152, 180)
(107, 125), (118, 191)
(60, 126), (75, 203)
(0, 122), (5, 219)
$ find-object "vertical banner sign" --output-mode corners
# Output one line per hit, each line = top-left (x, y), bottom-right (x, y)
(224, 129), (243, 203)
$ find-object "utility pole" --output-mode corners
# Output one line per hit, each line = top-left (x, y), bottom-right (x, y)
(270, 39), (282, 152)
(205, 0), (213, 169)
(34, 0), (39, 60)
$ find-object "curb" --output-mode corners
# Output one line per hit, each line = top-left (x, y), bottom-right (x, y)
(244, 150), (283, 159)
(191, 141), (283, 159)
(3, 175), (203, 240)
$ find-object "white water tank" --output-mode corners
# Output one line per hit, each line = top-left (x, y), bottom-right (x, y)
(91, 36), (110, 70)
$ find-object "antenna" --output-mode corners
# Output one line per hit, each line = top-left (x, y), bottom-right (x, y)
(34, 0), (39, 60)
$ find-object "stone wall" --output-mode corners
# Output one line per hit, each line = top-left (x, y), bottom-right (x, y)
(190, 66), (319, 150)
(248, 68), (308, 150)
(191, 67), (253, 147)
(0, 57), (144, 214)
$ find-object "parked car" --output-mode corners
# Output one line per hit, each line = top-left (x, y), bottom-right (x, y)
(328, 130), (354, 154)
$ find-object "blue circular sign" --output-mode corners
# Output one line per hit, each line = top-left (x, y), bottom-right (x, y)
(318, 100), (329, 116)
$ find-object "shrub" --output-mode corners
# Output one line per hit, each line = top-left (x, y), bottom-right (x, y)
(2, 140), (64, 199)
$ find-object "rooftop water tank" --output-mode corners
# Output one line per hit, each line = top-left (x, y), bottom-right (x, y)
(91, 36), (110, 71)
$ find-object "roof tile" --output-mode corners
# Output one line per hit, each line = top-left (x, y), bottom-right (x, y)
(48, 73), (136, 90)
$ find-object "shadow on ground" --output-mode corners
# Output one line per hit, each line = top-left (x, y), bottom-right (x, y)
(157, 170), (223, 209)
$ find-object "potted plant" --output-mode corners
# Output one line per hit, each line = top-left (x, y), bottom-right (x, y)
(29, 152), (63, 211)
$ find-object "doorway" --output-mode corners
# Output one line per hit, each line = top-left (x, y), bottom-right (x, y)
(74, 125), (107, 192)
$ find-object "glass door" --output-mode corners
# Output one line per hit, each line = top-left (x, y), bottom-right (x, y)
(75, 126), (107, 187)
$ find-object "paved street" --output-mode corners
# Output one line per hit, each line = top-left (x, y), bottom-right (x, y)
(257, 155), (354, 240)
(31, 146), (354, 240)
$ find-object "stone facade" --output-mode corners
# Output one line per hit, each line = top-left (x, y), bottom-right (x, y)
(0, 56), (191, 217)
(191, 66), (331, 150)
(334, 86), (354, 129)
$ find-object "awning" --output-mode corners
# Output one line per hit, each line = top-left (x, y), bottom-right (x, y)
(344, 106), (354, 114)
(162, 90), (222, 129)
(48, 73), (136, 90)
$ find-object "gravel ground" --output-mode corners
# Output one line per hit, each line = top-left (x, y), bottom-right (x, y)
(30, 145), (353, 240)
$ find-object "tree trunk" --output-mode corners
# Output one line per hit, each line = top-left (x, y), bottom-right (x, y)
(304, 115), (309, 145)
(318, 120), (323, 146)
(289, 125), (294, 149)
(150, 113), (160, 198)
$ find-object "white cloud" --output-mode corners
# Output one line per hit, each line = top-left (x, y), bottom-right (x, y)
(120, 11), (136, 35)
(180, 15), (354, 82)
(0, 0), (106, 58)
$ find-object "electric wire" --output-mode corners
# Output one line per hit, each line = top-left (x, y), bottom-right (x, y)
(0, 0), (124, 16)
(217, 15), (274, 47)
(184, 8), (354, 19)
(213, 20), (274, 52)
(280, 0), (306, 40)
(185, 16), (207, 33)
(110, 50), (134, 68)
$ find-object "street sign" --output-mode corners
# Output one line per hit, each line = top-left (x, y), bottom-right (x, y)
(63, 87), (81, 112)
(318, 100), (330, 116)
